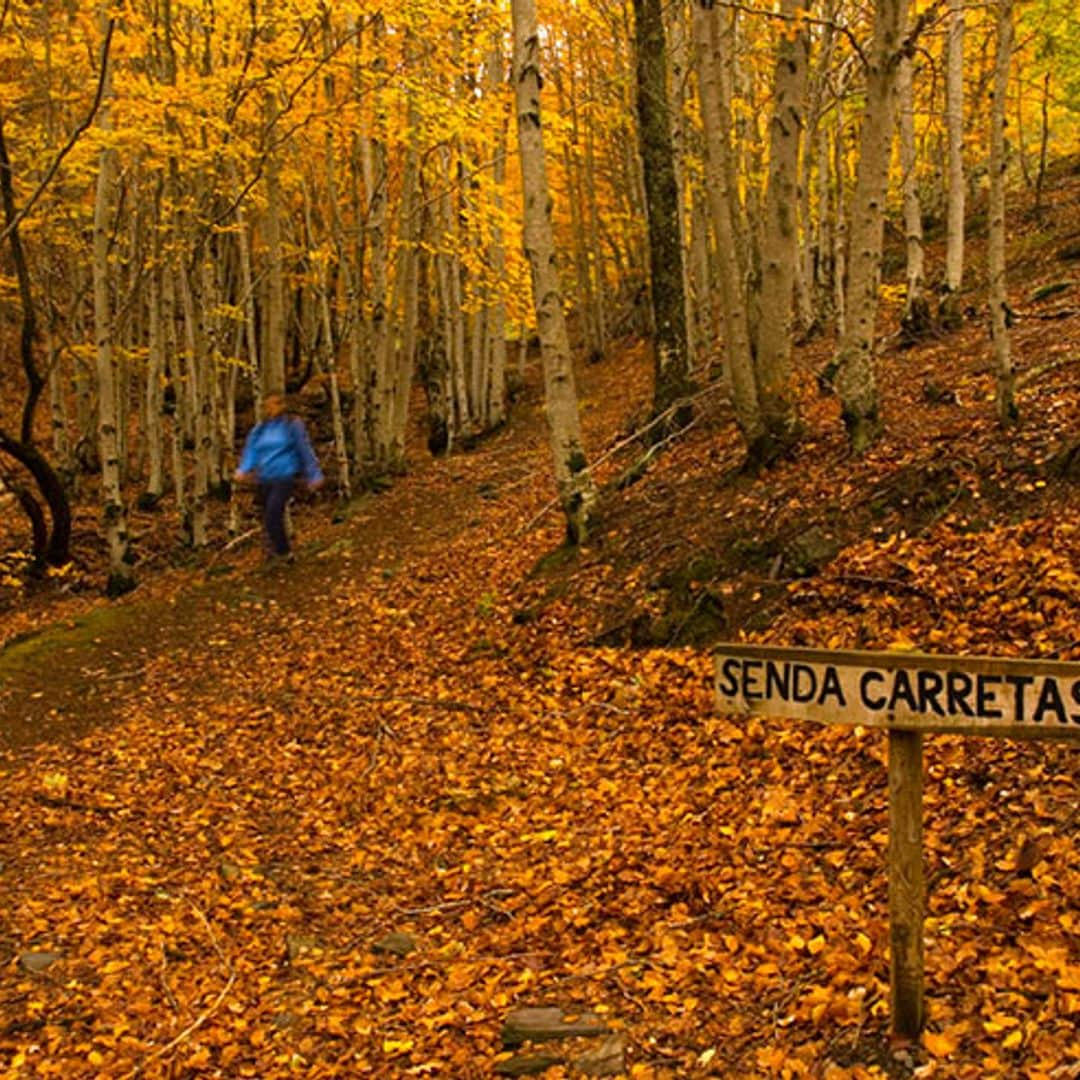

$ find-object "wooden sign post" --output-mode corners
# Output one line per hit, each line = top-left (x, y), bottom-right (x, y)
(715, 643), (1080, 1041)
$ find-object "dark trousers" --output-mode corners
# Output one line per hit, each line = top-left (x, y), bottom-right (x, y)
(259, 478), (295, 556)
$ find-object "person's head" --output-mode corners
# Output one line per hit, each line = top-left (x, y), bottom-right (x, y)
(263, 393), (286, 420)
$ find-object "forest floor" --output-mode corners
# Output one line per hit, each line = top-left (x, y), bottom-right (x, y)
(1, 161), (1080, 1078)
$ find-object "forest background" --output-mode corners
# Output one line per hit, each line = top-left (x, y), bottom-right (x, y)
(0, 0), (1079, 1076)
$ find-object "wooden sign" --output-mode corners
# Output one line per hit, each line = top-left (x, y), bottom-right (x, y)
(714, 643), (1080, 1043)
(716, 643), (1080, 742)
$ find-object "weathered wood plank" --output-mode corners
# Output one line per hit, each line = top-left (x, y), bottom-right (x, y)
(888, 730), (925, 1040)
(501, 1007), (610, 1048)
(715, 643), (1080, 741)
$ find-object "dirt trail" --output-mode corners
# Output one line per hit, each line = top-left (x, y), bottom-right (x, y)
(0, 378), (562, 757)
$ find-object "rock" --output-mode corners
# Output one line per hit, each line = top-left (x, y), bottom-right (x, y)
(494, 1052), (565, 1076)
(19, 951), (61, 973)
(784, 526), (840, 577)
(502, 1007), (610, 1048)
(575, 1033), (626, 1077)
(372, 931), (417, 958)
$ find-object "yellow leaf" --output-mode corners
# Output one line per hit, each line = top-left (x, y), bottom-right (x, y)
(383, 1037), (414, 1055)
(1001, 1029), (1023, 1050)
(924, 1031), (956, 1057)
(521, 829), (558, 842)
(42, 772), (69, 797)
(807, 934), (826, 955)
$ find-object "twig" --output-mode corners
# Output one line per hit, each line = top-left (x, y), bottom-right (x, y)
(86, 666), (144, 683)
(1017, 353), (1080, 388)
(203, 528), (260, 572)
(158, 943), (179, 1014)
(514, 381), (726, 536)
(220, 528), (259, 553)
(396, 899), (470, 917)
(126, 899), (235, 1078)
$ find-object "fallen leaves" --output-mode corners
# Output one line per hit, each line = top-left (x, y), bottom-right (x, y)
(3, 293), (1080, 1078)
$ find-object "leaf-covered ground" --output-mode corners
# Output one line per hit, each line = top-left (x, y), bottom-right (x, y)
(2, 167), (1080, 1078)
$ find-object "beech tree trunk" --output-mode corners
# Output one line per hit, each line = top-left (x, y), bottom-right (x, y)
(511, 0), (596, 543)
(942, 0), (965, 319)
(898, 53), (930, 342)
(633, 0), (694, 433)
(92, 19), (134, 594)
(988, 0), (1017, 425)
(691, 1), (764, 455)
(754, 0), (810, 456)
(145, 208), (165, 505)
(831, 0), (907, 453)
(262, 92), (287, 398)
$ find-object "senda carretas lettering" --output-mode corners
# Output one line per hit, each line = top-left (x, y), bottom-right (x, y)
(716, 657), (1080, 727)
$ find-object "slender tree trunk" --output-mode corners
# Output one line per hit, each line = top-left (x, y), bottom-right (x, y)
(145, 210), (165, 504)
(0, 118), (72, 566)
(832, 93), (849, 338)
(633, 0), (694, 431)
(92, 21), (134, 594)
(48, 347), (69, 472)
(160, 265), (188, 542)
(178, 264), (209, 546)
(485, 47), (510, 429)
(988, 0), (1016, 425)
(1034, 72), (1050, 218)
(691, 1), (764, 454)
(898, 53), (930, 342)
(583, 56), (608, 358)
(663, 0), (703, 374)
(754, 0), (810, 456)
(303, 178), (351, 498)
(941, 0), (965, 325)
(263, 93), (286, 397)
(831, 0), (907, 453)
(387, 107), (422, 470)
(799, 6), (839, 334)
(511, 0), (596, 543)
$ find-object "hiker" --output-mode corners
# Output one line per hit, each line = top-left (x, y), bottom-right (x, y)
(235, 393), (323, 560)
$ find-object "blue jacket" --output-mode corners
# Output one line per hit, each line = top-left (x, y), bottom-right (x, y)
(238, 415), (323, 485)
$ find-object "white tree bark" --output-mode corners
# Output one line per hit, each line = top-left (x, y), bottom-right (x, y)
(511, 0), (596, 543)
(484, 46), (510, 430)
(832, 0), (907, 452)
(943, 0), (966, 300)
(691, 0), (764, 454)
(898, 53), (929, 338)
(754, 0), (810, 454)
(92, 14), (134, 594)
